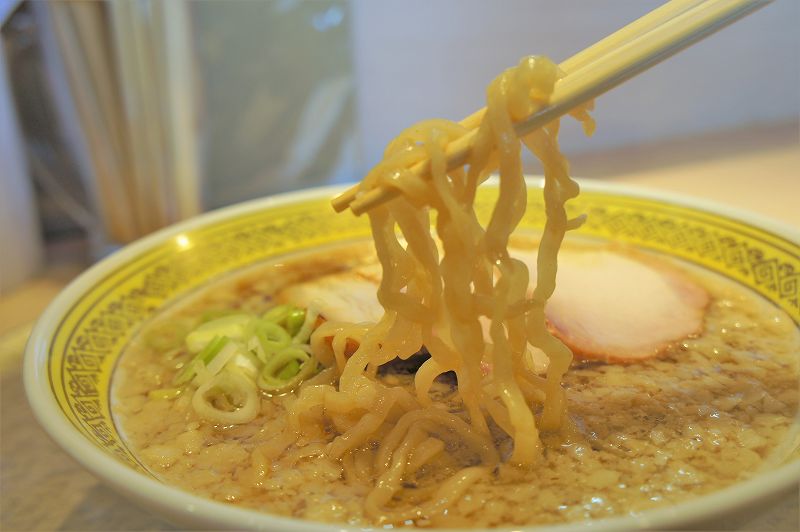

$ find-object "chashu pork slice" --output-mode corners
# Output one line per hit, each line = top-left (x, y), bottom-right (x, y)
(516, 248), (709, 363)
(276, 248), (709, 364)
(275, 263), (384, 324)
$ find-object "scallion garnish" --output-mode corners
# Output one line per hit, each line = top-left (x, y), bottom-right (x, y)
(291, 305), (319, 344)
(276, 359), (301, 380)
(185, 314), (253, 353)
(253, 321), (291, 361)
(174, 335), (229, 386)
(262, 304), (293, 324)
(162, 305), (324, 423)
(285, 308), (306, 336)
(257, 346), (317, 394)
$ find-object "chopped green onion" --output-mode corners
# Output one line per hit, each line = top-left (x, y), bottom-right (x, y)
(253, 321), (291, 361)
(205, 341), (242, 377)
(276, 359), (301, 380)
(262, 304), (293, 324)
(171, 302), (323, 423)
(199, 336), (229, 365)
(261, 305), (307, 337)
(239, 349), (261, 371)
(148, 387), (184, 400)
(257, 346), (317, 394)
(192, 367), (259, 425)
(174, 335), (229, 386)
(262, 347), (309, 377)
(185, 314), (253, 353)
(291, 306), (319, 344)
(285, 308), (306, 337)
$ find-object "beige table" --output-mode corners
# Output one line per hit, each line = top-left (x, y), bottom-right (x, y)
(2, 126), (798, 530)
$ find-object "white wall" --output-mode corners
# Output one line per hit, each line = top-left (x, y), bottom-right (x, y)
(350, 0), (800, 170)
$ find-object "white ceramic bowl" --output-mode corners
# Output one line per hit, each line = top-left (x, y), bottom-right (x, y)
(24, 180), (800, 530)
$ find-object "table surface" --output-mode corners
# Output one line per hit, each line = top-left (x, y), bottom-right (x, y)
(2, 126), (798, 531)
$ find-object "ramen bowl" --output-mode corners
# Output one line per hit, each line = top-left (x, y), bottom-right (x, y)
(24, 179), (800, 530)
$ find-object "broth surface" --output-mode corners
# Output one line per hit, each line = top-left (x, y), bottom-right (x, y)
(113, 241), (800, 528)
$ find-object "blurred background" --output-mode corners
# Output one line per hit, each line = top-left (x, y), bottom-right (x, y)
(0, 0), (798, 295)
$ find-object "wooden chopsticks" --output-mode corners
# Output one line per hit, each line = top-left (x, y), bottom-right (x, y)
(332, 0), (771, 216)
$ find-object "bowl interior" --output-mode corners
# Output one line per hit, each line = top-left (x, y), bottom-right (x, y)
(25, 181), (800, 528)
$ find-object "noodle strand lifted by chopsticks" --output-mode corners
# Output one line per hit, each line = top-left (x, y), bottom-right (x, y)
(290, 56), (594, 524)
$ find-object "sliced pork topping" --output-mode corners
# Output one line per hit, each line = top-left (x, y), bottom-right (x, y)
(276, 248), (709, 365)
(276, 264), (384, 324)
(517, 248), (709, 363)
